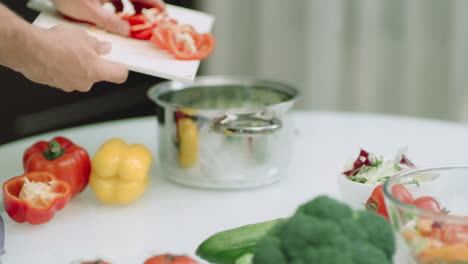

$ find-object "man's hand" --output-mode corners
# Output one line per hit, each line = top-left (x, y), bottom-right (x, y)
(51, 0), (166, 36)
(21, 24), (128, 92)
(0, 3), (129, 92)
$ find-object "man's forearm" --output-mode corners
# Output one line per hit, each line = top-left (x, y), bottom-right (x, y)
(0, 4), (39, 72)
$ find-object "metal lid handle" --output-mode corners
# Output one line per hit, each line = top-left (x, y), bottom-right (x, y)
(213, 114), (282, 135)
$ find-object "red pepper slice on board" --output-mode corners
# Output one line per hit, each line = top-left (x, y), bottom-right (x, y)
(163, 25), (215, 60)
(23, 136), (91, 197)
(131, 27), (155, 40)
(123, 14), (148, 25)
(2, 171), (71, 225)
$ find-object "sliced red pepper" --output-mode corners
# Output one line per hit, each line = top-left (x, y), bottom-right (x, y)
(150, 25), (172, 50)
(115, 3), (215, 60)
(23, 136), (91, 197)
(131, 23), (154, 32)
(195, 33), (216, 60)
(123, 14), (148, 26)
(165, 27), (199, 60)
(163, 25), (215, 60)
(2, 171), (71, 225)
(131, 28), (154, 40)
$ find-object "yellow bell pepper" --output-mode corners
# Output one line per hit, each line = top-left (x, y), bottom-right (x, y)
(89, 138), (152, 204)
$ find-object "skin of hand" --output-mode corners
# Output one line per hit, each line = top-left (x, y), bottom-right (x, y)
(22, 24), (129, 92)
(51, 0), (166, 36)
(0, 3), (128, 92)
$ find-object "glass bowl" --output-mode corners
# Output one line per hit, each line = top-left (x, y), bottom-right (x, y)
(383, 165), (468, 264)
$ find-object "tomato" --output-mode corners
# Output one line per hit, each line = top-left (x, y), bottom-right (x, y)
(391, 184), (414, 204)
(365, 185), (388, 219)
(144, 254), (198, 264)
(412, 196), (442, 213)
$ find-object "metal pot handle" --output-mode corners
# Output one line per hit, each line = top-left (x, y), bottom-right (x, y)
(213, 114), (282, 135)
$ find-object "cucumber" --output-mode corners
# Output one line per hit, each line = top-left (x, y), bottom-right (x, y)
(196, 219), (286, 264)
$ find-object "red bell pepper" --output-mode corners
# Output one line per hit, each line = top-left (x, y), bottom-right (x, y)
(2, 171), (71, 225)
(23, 136), (91, 197)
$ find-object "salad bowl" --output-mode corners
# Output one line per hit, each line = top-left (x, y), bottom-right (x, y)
(383, 165), (468, 264)
(337, 149), (438, 209)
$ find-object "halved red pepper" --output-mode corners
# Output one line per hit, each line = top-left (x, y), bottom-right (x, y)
(23, 136), (91, 197)
(2, 171), (71, 225)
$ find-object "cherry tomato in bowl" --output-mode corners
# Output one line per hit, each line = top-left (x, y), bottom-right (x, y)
(365, 185), (389, 219)
(412, 196), (442, 213)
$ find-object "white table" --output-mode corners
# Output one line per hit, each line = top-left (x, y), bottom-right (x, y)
(2, 111), (468, 264)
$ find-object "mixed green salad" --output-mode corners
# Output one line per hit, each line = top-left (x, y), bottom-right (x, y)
(343, 148), (417, 184)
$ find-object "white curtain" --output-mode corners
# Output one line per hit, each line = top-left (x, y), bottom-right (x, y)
(196, 0), (468, 122)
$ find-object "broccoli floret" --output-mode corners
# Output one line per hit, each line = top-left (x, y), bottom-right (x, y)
(253, 236), (287, 264)
(353, 210), (395, 260)
(276, 214), (348, 255)
(337, 218), (369, 242)
(253, 197), (395, 264)
(350, 243), (391, 264)
(198, 196), (396, 264)
(296, 195), (352, 221)
(302, 247), (353, 264)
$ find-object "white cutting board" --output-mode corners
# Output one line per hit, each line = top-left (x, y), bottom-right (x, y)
(28, 0), (215, 82)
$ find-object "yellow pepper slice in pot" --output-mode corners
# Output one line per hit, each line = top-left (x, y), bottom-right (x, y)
(178, 118), (198, 168)
(90, 138), (152, 204)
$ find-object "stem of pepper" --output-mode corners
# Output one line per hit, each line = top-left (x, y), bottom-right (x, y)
(43, 140), (65, 160)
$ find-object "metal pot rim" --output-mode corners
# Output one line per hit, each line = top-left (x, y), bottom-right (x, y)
(147, 75), (300, 114)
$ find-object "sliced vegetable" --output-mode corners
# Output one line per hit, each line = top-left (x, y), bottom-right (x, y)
(165, 26), (215, 60)
(418, 243), (468, 263)
(89, 138), (152, 204)
(343, 148), (417, 184)
(131, 27), (154, 40)
(123, 14), (148, 25)
(2, 171), (71, 225)
(117, 2), (216, 60)
(23, 136), (91, 197)
(177, 118), (198, 168)
(150, 24), (172, 50)
(144, 254), (198, 264)
(343, 149), (372, 176)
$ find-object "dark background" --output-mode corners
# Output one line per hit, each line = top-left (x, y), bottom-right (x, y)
(0, 0), (196, 145)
